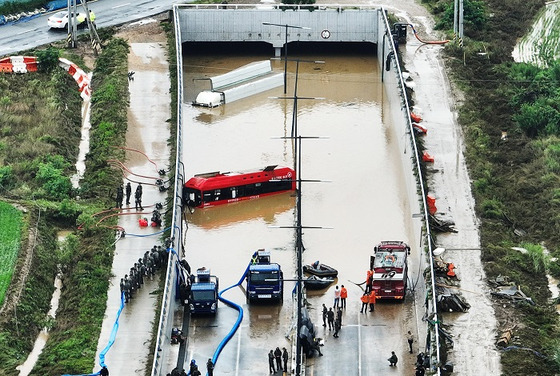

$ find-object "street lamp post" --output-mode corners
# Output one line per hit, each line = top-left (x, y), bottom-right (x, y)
(262, 22), (310, 94)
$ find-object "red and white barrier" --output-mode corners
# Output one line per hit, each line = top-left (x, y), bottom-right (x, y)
(0, 56), (38, 73)
(0, 56), (91, 100)
(58, 57), (92, 100)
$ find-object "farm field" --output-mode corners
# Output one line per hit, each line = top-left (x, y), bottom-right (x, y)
(0, 202), (22, 305)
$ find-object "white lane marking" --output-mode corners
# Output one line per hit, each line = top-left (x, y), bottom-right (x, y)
(112, 3), (130, 9)
(235, 325), (241, 376)
(358, 313), (362, 376)
(19, 28), (34, 34)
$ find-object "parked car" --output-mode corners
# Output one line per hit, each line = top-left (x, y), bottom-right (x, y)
(47, 11), (86, 29)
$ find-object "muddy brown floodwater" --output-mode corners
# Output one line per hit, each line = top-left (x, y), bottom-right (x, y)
(181, 47), (424, 375)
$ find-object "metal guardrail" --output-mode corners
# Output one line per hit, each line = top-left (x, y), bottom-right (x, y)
(379, 8), (442, 376)
(150, 7), (186, 376)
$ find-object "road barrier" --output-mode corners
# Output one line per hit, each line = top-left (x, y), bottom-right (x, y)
(0, 55), (37, 73)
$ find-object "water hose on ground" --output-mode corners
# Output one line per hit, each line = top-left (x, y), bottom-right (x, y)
(408, 24), (449, 45)
(198, 253), (257, 376)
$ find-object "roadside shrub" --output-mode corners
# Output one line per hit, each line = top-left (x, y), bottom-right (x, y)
(480, 198), (503, 219)
(435, 0), (487, 34)
(36, 159), (72, 200)
(0, 166), (13, 190)
(36, 47), (61, 73)
(514, 99), (560, 138)
(520, 242), (546, 273)
(57, 199), (82, 222)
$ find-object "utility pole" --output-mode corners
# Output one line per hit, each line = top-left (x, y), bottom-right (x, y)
(272, 58), (325, 376)
(453, 0), (464, 46)
(67, 0), (77, 48)
(80, 1), (102, 55)
(262, 22), (311, 94)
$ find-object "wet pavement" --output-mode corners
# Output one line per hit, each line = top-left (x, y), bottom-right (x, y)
(393, 5), (502, 376)
(91, 2), (503, 375)
(94, 40), (171, 375)
(181, 51), (424, 375)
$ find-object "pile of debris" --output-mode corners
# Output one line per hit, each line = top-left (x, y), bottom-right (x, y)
(429, 214), (457, 233)
(489, 275), (535, 306)
(436, 285), (471, 312)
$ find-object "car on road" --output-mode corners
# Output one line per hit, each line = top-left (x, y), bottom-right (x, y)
(47, 11), (87, 29)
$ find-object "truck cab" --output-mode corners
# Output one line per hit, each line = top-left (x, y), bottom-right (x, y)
(370, 241), (409, 300)
(246, 250), (283, 303)
(188, 268), (219, 314)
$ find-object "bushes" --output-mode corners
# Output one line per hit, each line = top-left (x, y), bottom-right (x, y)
(81, 38), (129, 200)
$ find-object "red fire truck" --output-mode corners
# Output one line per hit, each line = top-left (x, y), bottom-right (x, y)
(370, 241), (410, 300)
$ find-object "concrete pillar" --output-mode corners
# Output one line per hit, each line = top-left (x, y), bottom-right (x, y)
(274, 47), (282, 57)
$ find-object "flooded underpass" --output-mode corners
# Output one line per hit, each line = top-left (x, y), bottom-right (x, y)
(180, 44), (426, 375)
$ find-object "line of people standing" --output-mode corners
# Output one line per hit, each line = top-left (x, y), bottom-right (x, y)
(119, 244), (168, 303)
(115, 182), (144, 211)
(268, 347), (289, 374)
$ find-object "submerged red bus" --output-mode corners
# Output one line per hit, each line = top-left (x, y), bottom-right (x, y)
(183, 165), (296, 208)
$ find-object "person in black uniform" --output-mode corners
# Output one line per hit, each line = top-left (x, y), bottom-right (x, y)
(206, 359), (214, 376)
(268, 350), (275, 373)
(274, 347), (282, 371)
(116, 185), (124, 209)
(135, 183), (143, 211)
(125, 182), (132, 205)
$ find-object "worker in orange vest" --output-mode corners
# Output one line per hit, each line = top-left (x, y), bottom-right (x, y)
(340, 285), (348, 309)
(360, 292), (369, 313)
(368, 290), (377, 312)
(366, 268), (373, 293)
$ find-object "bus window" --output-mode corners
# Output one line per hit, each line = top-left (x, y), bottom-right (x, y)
(231, 187), (237, 199)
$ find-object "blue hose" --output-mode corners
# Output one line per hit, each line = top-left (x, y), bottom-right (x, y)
(203, 252), (257, 375)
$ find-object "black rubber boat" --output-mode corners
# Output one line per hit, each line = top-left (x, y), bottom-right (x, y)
(303, 275), (335, 290)
(303, 261), (338, 278)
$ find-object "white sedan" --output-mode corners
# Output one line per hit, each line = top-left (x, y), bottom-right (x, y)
(47, 11), (87, 29)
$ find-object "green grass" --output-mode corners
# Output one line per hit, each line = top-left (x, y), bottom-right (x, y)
(0, 201), (22, 305)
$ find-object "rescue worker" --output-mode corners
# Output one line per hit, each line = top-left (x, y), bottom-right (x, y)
(327, 307), (335, 330)
(76, 12), (86, 25)
(206, 359), (214, 376)
(366, 268), (373, 293)
(407, 330), (414, 353)
(120, 278), (129, 303)
(333, 316), (341, 338)
(388, 351), (398, 366)
(125, 182), (132, 205)
(268, 350), (275, 373)
(282, 347), (288, 371)
(360, 292), (369, 313)
(189, 359), (197, 374)
(100, 366), (109, 376)
(274, 347), (282, 371)
(333, 285), (340, 308)
(336, 307), (343, 325)
(416, 365), (426, 376)
(368, 290), (376, 312)
(89, 9), (96, 23)
(322, 303), (328, 327)
(135, 183), (144, 211)
(116, 185), (124, 209)
(340, 285), (348, 309)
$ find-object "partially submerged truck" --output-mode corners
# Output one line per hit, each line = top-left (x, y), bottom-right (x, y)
(370, 241), (410, 300)
(188, 267), (219, 314)
(246, 249), (283, 303)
